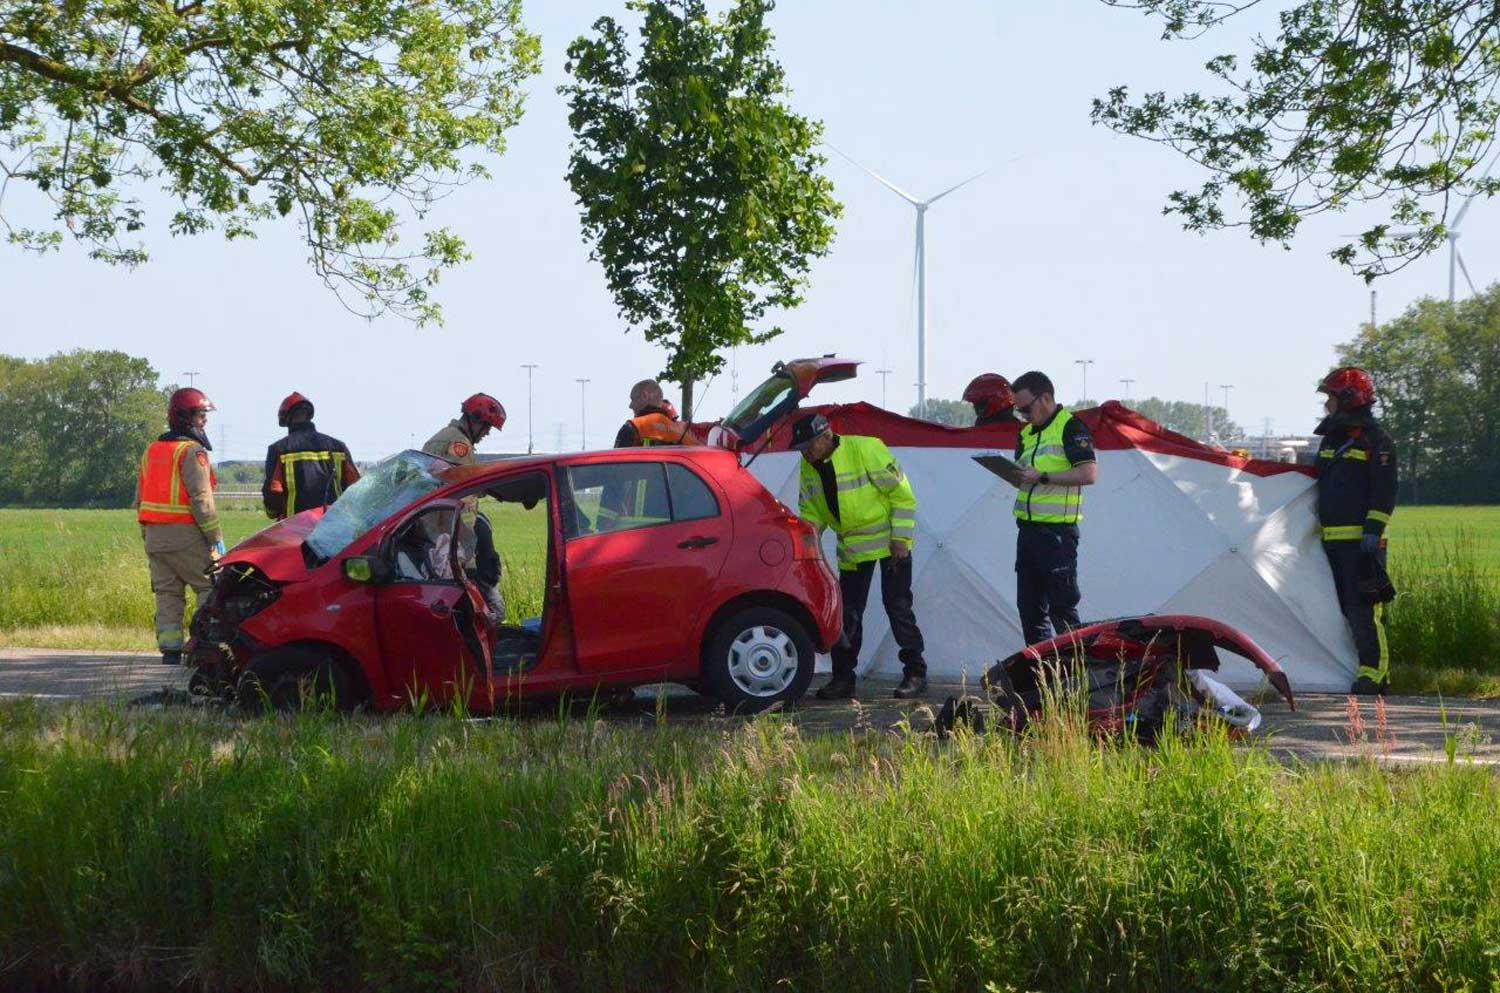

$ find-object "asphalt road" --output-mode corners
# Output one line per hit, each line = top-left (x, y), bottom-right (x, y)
(3, 647), (1499, 765)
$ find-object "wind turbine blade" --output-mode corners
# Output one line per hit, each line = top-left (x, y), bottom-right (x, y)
(926, 170), (987, 205)
(1451, 150), (1500, 230)
(823, 142), (920, 204)
(1457, 248), (1479, 295)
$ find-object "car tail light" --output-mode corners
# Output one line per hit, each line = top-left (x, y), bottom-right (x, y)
(787, 516), (822, 560)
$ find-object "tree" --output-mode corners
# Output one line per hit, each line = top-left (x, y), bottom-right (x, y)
(907, 398), (975, 427)
(561, 0), (840, 419)
(0, 350), (163, 507)
(1, 0), (540, 323)
(1129, 396), (1242, 442)
(1094, 1), (1500, 282)
(1338, 289), (1500, 502)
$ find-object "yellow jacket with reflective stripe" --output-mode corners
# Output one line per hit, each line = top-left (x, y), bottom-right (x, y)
(797, 435), (917, 571)
(1013, 408), (1084, 523)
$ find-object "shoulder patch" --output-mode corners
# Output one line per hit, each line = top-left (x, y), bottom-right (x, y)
(449, 441), (470, 459)
(1076, 436), (1092, 449)
(195, 450), (210, 468)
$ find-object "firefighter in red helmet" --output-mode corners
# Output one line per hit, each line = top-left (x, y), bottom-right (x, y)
(963, 373), (1017, 426)
(1315, 366), (1398, 694)
(262, 392), (360, 520)
(423, 393), (508, 622)
(134, 387), (224, 664)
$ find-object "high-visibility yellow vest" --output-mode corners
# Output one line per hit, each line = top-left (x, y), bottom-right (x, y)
(797, 435), (916, 571)
(137, 440), (216, 525)
(1013, 408), (1083, 524)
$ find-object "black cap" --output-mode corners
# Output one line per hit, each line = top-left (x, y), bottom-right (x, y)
(789, 412), (831, 450)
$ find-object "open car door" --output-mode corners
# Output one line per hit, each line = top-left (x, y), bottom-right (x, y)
(705, 356), (861, 451)
(372, 500), (492, 707)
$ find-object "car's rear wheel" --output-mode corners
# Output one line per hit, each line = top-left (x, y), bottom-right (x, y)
(236, 646), (353, 714)
(704, 606), (815, 714)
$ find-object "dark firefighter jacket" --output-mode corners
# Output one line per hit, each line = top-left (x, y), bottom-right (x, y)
(263, 422), (360, 520)
(1314, 407), (1397, 541)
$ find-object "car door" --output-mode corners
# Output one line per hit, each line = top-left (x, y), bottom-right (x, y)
(562, 459), (731, 675)
(373, 502), (489, 705)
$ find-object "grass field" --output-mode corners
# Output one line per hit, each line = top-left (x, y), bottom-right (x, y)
(2, 505), (1497, 693)
(2, 700), (1499, 992)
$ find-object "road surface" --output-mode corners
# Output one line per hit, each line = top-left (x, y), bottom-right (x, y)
(3, 647), (1498, 764)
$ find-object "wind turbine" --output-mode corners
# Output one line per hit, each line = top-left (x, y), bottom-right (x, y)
(1388, 160), (1495, 303)
(829, 145), (984, 418)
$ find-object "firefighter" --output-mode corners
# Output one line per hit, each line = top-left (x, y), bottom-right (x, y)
(134, 388), (224, 665)
(791, 412), (928, 700)
(423, 393), (508, 621)
(614, 379), (697, 447)
(963, 373), (1017, 426)
(1010, 370), (1098, 646)
(262, 392), (360, 520)
(1314, 367), (1397, 695)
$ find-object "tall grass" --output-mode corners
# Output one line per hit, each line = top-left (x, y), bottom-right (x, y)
(1388, 530), (1500, 684)
(3, 701), (1500, 992)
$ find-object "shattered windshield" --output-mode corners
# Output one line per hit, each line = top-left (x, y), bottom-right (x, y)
(306, 450), (448, 563)
(723, 368), (795, 435)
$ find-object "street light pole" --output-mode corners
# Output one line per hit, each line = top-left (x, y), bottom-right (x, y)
(876, 368), (892, 409)
(576, 378), (590, 451)
(1220, 384), (1234, 427)
(1074, 359), (1094, 405)
(1120, 377), (1135, 403)
(521, 363), (539, 454)
(182, 371), (201, 388)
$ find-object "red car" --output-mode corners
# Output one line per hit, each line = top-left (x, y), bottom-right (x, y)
(188, 442), (842, 714)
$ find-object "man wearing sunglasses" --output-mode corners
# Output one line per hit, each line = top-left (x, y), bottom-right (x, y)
(1010, 371), (1098, 645)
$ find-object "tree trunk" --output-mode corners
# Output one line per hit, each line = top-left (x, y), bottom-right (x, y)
(680, 378), (694, 423)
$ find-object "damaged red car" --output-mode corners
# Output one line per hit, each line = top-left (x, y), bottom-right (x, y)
(187, 445), (841, 713)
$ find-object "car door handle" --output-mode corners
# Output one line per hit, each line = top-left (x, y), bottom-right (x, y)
(429, 600), (451, 617)
(678, 536), (719, 550)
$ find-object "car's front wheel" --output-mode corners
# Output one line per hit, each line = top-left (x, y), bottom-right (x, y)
(236, 646), (353, 714)
(704, 606), (815, 714)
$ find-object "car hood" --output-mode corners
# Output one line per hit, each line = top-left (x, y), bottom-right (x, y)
(224, 510), (324, 583)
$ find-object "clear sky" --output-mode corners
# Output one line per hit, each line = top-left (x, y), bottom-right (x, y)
(2, 1), (1492, 460)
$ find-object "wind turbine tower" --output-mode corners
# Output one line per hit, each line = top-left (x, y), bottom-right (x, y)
(831, 146), (984, 419)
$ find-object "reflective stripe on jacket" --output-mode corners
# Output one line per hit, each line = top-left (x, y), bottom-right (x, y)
(1013, 408), (1084, 523)
(263, 423), (359, 519)
(797, 435), (917, 570)
(136, 439), (219, 536)
(1314, 409), (1397, 541)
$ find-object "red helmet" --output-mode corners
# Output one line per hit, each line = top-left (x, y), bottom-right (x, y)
(167, 387), (215, 430)
(1318, 367), (1376, 411)
(962, 373), (1016, 419)
(277, 391), (314, 427)
(461, 392), (507, 430)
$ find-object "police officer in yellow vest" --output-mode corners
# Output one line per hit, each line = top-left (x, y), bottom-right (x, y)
(1010, 371), (1098, 645)
(792, 413), (928, 700)
(134, 388), (225, 665)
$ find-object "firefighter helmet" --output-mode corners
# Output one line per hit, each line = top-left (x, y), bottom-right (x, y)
(962, 373), (1016, 420)
(167, 388), (214, 430)
(461, 392), (507, 430)
(277, 391), (314, 427)
(1318, 367), (1376, 411)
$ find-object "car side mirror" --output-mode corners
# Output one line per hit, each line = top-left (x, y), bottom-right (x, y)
(343, 555), (390, 584)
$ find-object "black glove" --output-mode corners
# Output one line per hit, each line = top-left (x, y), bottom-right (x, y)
(1360, 533), (1381, 556)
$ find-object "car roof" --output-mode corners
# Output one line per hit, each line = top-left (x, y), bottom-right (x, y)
(429, 445), (742, 488)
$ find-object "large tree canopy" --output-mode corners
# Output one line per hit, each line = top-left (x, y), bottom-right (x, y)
(1094, 0), (1500, 281)
(561, 0), (840, 419)
(1, 0), (540, 323)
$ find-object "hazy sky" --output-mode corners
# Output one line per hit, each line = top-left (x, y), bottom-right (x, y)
(2, 1), (1492, 460)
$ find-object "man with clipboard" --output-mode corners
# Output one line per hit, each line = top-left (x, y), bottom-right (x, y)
(977, 371), (1098, 645)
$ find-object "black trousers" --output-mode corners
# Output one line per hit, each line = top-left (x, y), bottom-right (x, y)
(1015, 522), (1081, 646)
(1323, 541), (1390, 682)
(831, 555), (926, 679)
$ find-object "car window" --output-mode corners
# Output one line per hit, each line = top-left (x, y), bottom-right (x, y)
(565, 463), (671, 538)
(666, 463), (719, 522)
(390, 507), (459, 583)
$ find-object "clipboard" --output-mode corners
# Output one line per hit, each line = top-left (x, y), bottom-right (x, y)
(972, 453), (1027, 487)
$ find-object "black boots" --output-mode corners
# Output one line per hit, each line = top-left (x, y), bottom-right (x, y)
(1350, 675), (1388, 696)
(893, 675), (927, 699)
(161, 650), (182, 666)
(814, 676), (856, 700)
